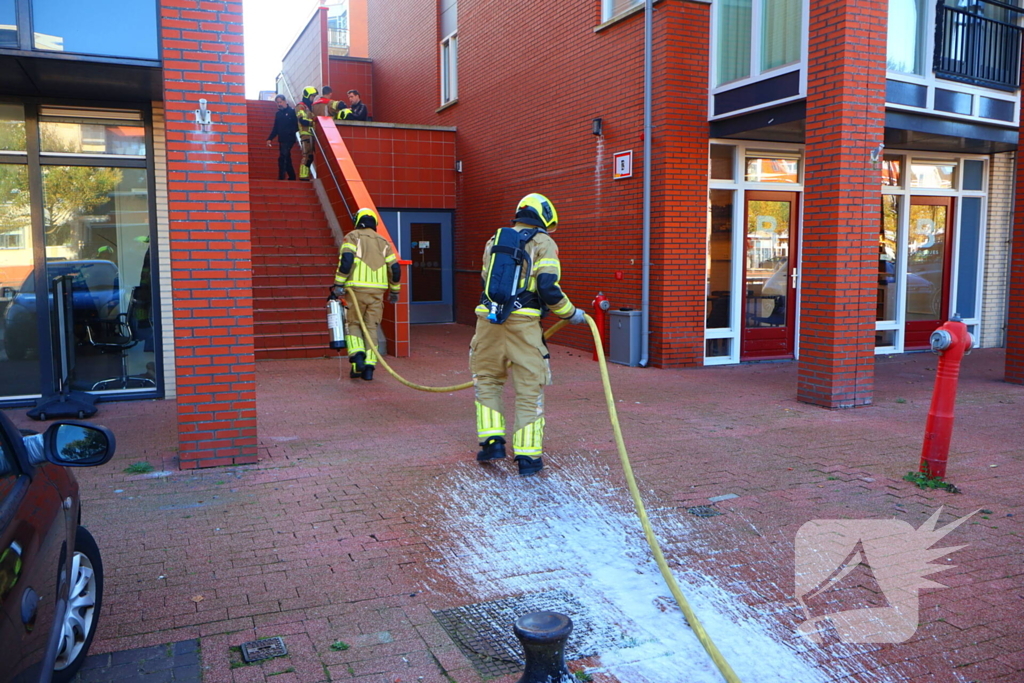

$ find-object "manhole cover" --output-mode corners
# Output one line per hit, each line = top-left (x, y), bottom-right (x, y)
(240, 637), (288, 663)
(686, 505), (722, 518)
(432, 590), (632, 677)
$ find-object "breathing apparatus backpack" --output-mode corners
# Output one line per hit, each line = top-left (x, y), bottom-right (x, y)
(482, 227), (542, 324)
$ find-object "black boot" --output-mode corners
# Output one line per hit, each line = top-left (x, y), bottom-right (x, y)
(350, 365), (361, 379)
(515, 455), (544, 476)
(361, 365), (375, 381)
(349, 351), (366, 373)
(476, 436), (507, 462)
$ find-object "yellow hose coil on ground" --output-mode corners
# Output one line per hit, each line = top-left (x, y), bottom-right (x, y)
(347, 296), (742, 683)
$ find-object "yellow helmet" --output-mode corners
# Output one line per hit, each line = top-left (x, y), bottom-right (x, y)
(353, 207), (378, 230)
(302, 85), (318, 100)
(514, 193), (558, 232)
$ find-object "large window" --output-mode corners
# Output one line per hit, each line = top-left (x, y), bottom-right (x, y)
(602, 0), (643, 22)
(0, 164), (38, 399)
(0, 0), (17, 48)
(32, 0), (158, 59)
(715, 0), (802, 87)
(0, 105), (157, 403)
(887, 0), (926, 74)
(441, 34), (458, 105)
(440, 0), (458, 106)
(0, 104), (26, 152)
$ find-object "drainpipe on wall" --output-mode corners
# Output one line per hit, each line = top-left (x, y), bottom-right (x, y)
(639, 0), (652, 367)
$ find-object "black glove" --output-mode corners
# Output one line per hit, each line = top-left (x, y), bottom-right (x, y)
(388, 291), (400, 305)
(331, 285), (345, 299)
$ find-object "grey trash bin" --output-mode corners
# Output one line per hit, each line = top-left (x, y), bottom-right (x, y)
(609, 309), (641, 366)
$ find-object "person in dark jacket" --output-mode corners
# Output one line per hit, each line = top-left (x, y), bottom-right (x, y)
(266, 95), (299, 180)
(338, 89), (369, 121)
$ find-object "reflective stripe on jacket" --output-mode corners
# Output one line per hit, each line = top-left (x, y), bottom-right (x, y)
(335, 228), (400, 291)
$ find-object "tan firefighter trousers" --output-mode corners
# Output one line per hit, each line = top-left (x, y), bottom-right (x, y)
(470, 314), (552, 459)
(345, 287), (384, 367)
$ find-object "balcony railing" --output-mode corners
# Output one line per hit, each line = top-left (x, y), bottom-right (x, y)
(328, 27), (349, 52)
(934, 0), (1024, 91)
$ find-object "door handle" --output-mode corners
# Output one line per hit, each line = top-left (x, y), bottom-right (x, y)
(21, 587), (38, 628)
(791, 268), (799, 280)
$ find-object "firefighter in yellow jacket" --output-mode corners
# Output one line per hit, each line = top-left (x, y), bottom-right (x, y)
(296, 86), (317, 180)
(471, 193), (585, 476)
(331, 208), (401, 381)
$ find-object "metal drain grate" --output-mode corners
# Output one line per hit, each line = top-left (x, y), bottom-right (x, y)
(686, 505), (722, 518)
(432, 590), (631, 677)
(240, 636), (288, 663)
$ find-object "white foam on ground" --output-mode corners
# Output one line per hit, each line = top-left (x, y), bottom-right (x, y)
(425, 454), (893, 683)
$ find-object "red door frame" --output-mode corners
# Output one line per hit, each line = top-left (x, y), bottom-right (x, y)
(904, 195), (955, 350)
(741, 191), (799, 361)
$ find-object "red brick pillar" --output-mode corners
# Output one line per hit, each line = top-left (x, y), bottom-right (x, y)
(1006, 147), (1024, 383)
(797, 0), (887, 407)
(161, 0), (258, 467)
(648, 1), (710, 367)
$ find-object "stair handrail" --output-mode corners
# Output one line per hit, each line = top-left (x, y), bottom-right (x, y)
(311, 120), (354, 224)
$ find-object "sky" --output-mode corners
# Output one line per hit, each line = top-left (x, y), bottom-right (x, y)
(242, 0), (320, 99)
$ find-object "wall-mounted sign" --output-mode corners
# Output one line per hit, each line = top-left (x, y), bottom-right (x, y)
(613, 150), (633, 179)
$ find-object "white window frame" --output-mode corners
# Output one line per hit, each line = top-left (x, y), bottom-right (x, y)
(705, 140), (805, 366)
(708, 0), (809, 121)
(876, 152), (988, 355)
(440, 32), (458, 106)
(602, 0), (643, 22)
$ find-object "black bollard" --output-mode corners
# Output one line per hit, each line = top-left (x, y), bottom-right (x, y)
(514, 611), (574, 683)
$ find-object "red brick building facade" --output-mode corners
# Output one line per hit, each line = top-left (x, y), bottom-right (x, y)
(357, 0), (1024, 408)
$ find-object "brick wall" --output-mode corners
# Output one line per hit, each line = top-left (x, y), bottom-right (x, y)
(367, 1), (709, 364)
(647, 1), (710, 367)
(981, 152), (1014, 349)
(365, 0), (437, 124)
(328, 57), (374, 116)
(1007, 143), (1024, 383)
(797, 0), (887, 407)
(281, 7), (325, 102)
(337, 121), (455, 210)
(161, 0), (257, 468)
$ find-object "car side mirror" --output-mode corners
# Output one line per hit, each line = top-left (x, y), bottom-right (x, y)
(42, 422), (116, 467)
(1, 286), (13, 299)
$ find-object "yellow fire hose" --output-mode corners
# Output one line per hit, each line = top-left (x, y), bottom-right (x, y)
(347, 296), (742, 683)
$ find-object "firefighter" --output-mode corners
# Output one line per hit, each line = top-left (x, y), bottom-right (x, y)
(471, 193), (585, 476)
(337, 89), (369, 121)
(296, 86), (317, 180)
(312, 86), (340, 118)
(331, 208), (401, 381)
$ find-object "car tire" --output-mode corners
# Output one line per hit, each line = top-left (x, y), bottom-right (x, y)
(52, 526), (104, 683)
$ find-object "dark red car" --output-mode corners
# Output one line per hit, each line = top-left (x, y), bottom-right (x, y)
(0, 410), (115, 682)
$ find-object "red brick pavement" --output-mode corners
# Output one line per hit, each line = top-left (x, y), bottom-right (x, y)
(13, 324), (1022, 682)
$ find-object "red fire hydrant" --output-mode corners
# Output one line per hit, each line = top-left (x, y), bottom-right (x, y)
(592, 292), (611, 361)
(919, 316), (974, 480)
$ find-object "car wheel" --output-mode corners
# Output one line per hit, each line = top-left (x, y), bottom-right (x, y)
(52, 526), (104, 683)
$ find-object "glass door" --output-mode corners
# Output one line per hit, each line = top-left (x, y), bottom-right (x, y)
(742, 191), (798, 360)
(905, 196), (953, 349)
(384, 210), (453, 324)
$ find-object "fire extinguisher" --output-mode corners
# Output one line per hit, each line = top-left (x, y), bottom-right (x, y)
(327, 296), (346, 350)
